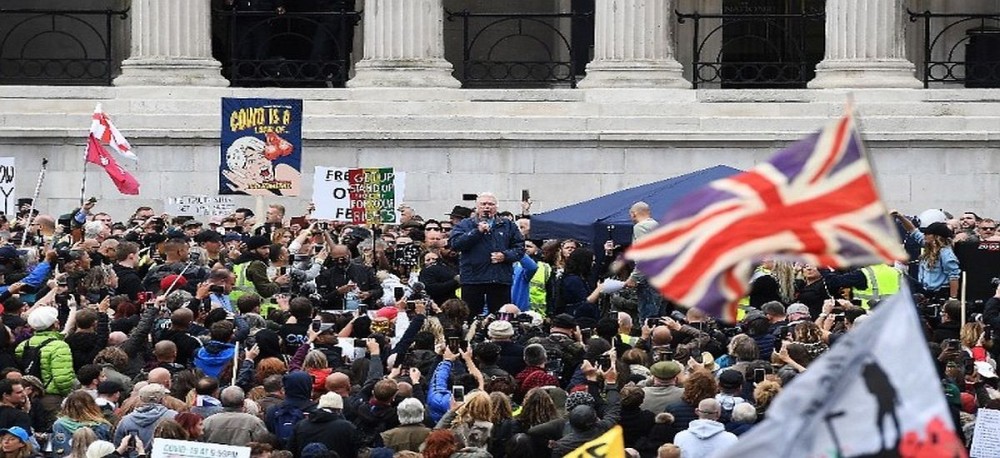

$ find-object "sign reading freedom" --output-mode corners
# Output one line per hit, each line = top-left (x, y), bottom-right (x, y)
(312, 166), (407, 224)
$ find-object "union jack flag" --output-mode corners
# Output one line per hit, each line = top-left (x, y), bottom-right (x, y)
(626, 113), (908, 322)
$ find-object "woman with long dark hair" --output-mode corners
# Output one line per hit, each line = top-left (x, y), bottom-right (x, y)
(558, 247), (604, 320)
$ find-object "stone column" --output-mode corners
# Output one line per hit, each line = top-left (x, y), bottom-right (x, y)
(348, 0), (460, 88)
(809, 0), (920, 88)
(114, 0), (228, 87)
(578, 0), (689, 88)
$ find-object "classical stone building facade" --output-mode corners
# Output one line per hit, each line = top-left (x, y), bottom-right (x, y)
(1, 0), (999, 220)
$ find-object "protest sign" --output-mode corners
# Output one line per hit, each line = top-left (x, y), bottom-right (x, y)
(955, 242), (1000, 305)
(971, 408), (1000, 458)
(0, 158), (14, 216)
(151, 438), (249, 458)
(312, 167), (406, 223)
(165, 195), (236, 217)
(220, 98), (302, 196)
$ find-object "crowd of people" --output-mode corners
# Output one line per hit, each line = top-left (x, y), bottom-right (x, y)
(0, 193), (990, 458)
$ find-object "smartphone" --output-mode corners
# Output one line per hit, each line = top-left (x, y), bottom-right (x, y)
(209, 284), (225, 295)
(314, 244), (324, 254)
(521, 189), (530, 201)
(944, 339), (961, 351)
(128, 434), (137, 450)
(656, 349), (673, 362)
(452, 386), (466, 403)
(966, 359), (977, 376)
(278, 266), (288, 277)
(447, 337), (461, 354)
(754, 368), (766, 384)
(580, 328), (593, 341)
(598, 354), (612, 371)
(394, 286), (405, 301)
(646, 318), (659, 328)
(319, 222), (329, 231)
(354, 338), (369, 348)
(311, 318), (321, 333)
(406, 300), (416, 312)
(136, 291), (150, 303)
(356, 305), (368, 316)
(497, 312), (514, 322)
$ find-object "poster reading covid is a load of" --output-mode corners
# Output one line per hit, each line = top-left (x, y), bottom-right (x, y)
(219, 98), (302, 196)
(312, 167), (406, 224)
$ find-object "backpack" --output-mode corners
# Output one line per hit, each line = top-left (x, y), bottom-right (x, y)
(19, 337), (56, 385)
(269, 404), (306, 444)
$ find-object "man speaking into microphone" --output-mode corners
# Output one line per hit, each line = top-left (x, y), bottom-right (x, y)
(450, 192), (525, 318)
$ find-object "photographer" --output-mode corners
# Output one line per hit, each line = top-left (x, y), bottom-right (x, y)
(197, 269), (238, 315)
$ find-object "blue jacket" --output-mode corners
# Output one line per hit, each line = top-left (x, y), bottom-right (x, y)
(427, 360), (453, 423)
(450, 216), (525, 285)
(511, 255), (538, 311)
(194, 341), (235, 379)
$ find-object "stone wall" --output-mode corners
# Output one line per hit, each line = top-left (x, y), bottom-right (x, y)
(1, 86), (999, 222)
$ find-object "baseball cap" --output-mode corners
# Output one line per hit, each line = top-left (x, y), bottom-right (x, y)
(0, 427), (29, 443)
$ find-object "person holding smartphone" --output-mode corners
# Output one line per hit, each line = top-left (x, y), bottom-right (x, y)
(315, 245), (382, 311)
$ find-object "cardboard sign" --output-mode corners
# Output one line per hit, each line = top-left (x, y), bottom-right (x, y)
(0, 158), (14, 216)
(971, 408), (1000, 458)
(164, 195), (236, 217)
(151, 438), (249, 458)
(312, 167), (406, 224)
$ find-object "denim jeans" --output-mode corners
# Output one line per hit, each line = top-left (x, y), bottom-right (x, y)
(637, 279), (664, 321)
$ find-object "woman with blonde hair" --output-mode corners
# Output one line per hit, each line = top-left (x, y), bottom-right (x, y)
(68, 428), (97, 458)
(0, 427), (36, 458)
(435, 391), (494, 449)
(51, 392), (113, 457)
(960, 321), (990, 362)
(892, 212), (960, 301)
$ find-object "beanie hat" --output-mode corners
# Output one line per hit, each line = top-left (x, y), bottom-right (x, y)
(27, 306), (58, 331)
(301, 443), (330, 458)
(318, 392), (343, 410)
(488, 320), (514, 339)
(160, 274), (188, 293)
(86, 441), (115, 458)
(565, 391), (596, 413)
(245, 235), (271, 251)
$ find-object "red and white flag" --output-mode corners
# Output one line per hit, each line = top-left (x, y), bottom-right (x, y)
(86, 135), (139, 195)
(716, 287), (966, 458)
(90, 104), (137, 161)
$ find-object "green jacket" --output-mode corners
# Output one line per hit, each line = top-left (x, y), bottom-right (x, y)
(245, 259), (279, 298)
(16, 330), (75, 396)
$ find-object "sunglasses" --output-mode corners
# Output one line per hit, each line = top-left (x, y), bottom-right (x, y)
(981, 226), (997, 231)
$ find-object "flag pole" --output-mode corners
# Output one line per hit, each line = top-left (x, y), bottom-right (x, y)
(80, 144), (88, 208)
(19, 158), (48, 248)
(961, 271), (967, 328)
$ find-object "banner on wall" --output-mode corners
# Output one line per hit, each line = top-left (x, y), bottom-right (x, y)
(220, 98), (302, 196)
(312, 167), (406, 224)
(150, 438), (249, 458)
(0, 158), (13, 217)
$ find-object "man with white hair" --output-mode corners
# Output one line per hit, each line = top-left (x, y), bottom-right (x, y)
(289, 392), (358, 458)
(113, 384), (177, 446)
(202, 386), (268, 446)
(380, 397), (431, 453)
(450, 192), (526, 317)
(673, 398), (738, 458)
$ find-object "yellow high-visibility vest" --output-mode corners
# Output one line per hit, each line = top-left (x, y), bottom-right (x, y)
(852, 264), (901, 309)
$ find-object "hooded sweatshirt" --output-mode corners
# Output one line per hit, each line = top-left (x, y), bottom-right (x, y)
(672, 419), (738, 458)
(113, 403), (178, 447)
(194, 340), (236, 379)
(265, 371), (316, 430)
(51, 417), (112, 457)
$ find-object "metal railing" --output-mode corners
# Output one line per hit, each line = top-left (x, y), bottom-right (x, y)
(0, 8), (129, 86)
(446, 10), (592, 88)
(212, 8), (361, 88)
(908, 10), (1000, 88)
(676, 9), (824, 89)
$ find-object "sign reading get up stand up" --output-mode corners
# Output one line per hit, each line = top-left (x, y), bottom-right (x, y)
(312, 166), (406, 224)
